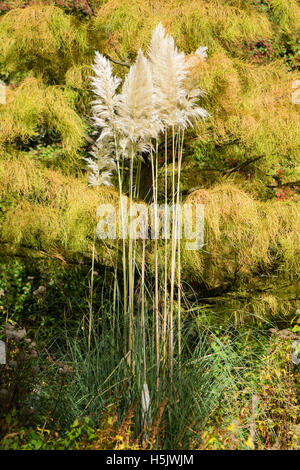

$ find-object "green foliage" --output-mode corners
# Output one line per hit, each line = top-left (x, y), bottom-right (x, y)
(242, 32), (300, 70)
(1, 417), (97, 450)
(253, 335), (299, 448)
(28, 143), (65, 168)
(2, 312), (298, 449)
(194, 325), (300, 449)
(0, 256), (118, 342)
(248, 0), (300, 30)
(0, 260), (32, 316)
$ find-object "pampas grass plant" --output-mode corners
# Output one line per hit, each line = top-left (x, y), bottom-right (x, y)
(87, 22), (208, 414)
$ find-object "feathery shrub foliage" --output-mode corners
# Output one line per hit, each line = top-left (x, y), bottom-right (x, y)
(0, 5), (89, 83)
(0, 78), (87, 156)
(92, 0), (274, 57)
(264, 0), (300, 30)
(182, 184), (300, 288)
(196, 56), (300, 167)
(0, 1), (299, 174)
(1, 155), (299, 289)
(0, 153), (119, 262)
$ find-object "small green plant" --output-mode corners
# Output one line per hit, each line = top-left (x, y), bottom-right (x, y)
(28, 143), (65, 167)
(1, 417), (97, 450)
(0, 260), (32, 318)
(242, 32), (300, 70)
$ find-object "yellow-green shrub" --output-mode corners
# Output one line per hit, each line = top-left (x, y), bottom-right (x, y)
(267, 0), (300, 30)
(181, 184), (300, 287)
(91, 0), (274, 59)
(0, 153), (119, 263)
(0, 77), (86, 155)
(0, 4), (89, 82)
(193, 54), (300, 170)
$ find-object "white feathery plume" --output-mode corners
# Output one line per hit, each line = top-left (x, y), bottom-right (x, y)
(148, 23), (189, 128)
(87, 27), (209, 188)
(82, 156), (101, 186)
(148, 23), (209, 129)
(89, 138), (116, 170)
(182, 45), (209, 126)
(180, 80), (209, 127)
(96, 170), (113, 187)
(184, 45), (208, 70)
(91, 51), (121, 135)
(183, 47), (209, 125)
(180, 93), (209, 127)
(118, 136), (150, 161)
(195, 46), (208, 61)
(118, 136), (130, 160)
(83, 157), (99, 175)
(83, 157), (113, 187)
(85, 135), (116, 187)
(88, 170), (113, 187)
(117, 49), (162, 143)
(86, 51), (121, 186)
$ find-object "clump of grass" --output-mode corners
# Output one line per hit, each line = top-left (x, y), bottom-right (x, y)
(22, 298), (284, 450)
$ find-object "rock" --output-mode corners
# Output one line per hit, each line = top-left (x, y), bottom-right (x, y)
(5, 327), (26, 340)
(33, 286), (46, 297)
(269, 328), (298, 340)
(292, 341), (300, 365)
(0, 340), (6, 365)
(58, 364), (73, 375)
